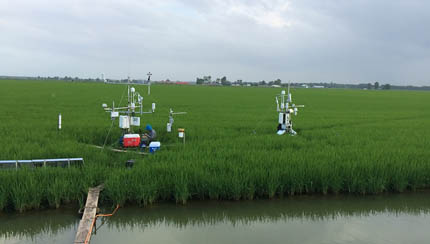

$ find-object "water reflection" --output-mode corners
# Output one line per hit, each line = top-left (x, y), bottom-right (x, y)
(106, 193), (430, 229)
(100, 193), (430, 244)
(1, 193), (430, 244)
(0, 206), (78, 244)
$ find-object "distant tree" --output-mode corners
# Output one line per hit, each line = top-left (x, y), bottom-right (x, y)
(259, 80), (266, 86)
(220, 76), (231, 86)
(357, 83), (367, 89)
(196, 77), (204, 85)
(274, 79), (282, 85)
(203, 76), (211, 83)
(374, 82), (380, 89)
(382, 84), (391, 90)
(367, 83), (372, 89)
(236, 79), (243, 85)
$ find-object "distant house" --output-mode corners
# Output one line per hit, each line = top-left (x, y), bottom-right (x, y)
(271, 85), (281, 88)
(313, 85), (325, 88)
(301, 84), (309, 88)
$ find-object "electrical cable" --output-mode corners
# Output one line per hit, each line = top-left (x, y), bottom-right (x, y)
(84, 204), (120, 244)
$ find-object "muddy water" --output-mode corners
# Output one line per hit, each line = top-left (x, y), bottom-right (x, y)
(1, 193), (430, 244)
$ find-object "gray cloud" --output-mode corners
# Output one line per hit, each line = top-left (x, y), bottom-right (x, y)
(0, 0), (429, 85)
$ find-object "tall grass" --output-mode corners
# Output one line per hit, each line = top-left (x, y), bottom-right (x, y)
(0, 79), (430, 212)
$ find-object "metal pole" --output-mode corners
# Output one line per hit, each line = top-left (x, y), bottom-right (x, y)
(127, 77), (131, 133)
(147, 72), (152, 95)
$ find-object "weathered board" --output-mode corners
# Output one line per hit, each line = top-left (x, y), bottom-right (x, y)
(74, 185), (104, 244)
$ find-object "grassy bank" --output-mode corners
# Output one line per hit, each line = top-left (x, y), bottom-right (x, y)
(0, 79), (430, 212)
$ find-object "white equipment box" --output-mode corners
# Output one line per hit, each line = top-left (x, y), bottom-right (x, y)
(131, 117), (140, 126)
(119, 115), (130, 129)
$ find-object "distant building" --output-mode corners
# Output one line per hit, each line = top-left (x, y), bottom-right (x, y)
(313, 85), (325, 88)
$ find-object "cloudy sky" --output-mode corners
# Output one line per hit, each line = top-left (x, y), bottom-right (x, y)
(0, 0), (429, 85)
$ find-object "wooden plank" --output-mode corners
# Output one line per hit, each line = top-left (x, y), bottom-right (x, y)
(85, 190), (100, 208)
(74, 185), (104, 244)
(74, 219), (94, 243)
(81, 207), (97, 220)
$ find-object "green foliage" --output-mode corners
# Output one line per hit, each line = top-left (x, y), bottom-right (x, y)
(196, 78), (204, 85)
(382, 84), (391, 90)
(0, 79), (430, 212)
(374, 81), (380, 89)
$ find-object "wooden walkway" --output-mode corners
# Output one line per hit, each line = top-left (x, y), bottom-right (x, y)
(74, 185), (104, 244)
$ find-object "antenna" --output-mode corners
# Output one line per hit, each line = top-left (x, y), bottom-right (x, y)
(275, 83), (304, 136)
(147, 72), (152, 95)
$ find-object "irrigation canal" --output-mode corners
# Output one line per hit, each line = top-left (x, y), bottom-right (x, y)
(1, 192), (430, 244)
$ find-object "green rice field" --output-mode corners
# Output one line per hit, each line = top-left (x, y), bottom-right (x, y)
(1, 79), (430, 212)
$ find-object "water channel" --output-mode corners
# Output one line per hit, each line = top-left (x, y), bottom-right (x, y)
(1, 192), (429, 244)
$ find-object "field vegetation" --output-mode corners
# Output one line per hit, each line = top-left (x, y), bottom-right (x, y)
(0, 79), (430, 212)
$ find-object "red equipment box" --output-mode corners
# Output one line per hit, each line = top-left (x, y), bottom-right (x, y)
(123, 134), (141, 147)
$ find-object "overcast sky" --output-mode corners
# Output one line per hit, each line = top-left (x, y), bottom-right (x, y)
(0, 0), (429, 85)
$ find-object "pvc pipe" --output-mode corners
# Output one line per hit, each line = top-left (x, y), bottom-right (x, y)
(58, 113), (62, 130)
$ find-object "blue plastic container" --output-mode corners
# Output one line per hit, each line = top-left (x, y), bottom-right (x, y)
(149, 141), (160, 153)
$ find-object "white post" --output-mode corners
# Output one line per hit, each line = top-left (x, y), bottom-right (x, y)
(58, 113), (62, 130)
(147, 72), (152, 95)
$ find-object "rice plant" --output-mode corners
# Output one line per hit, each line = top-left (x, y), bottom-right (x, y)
(0, 79), (430, 211)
